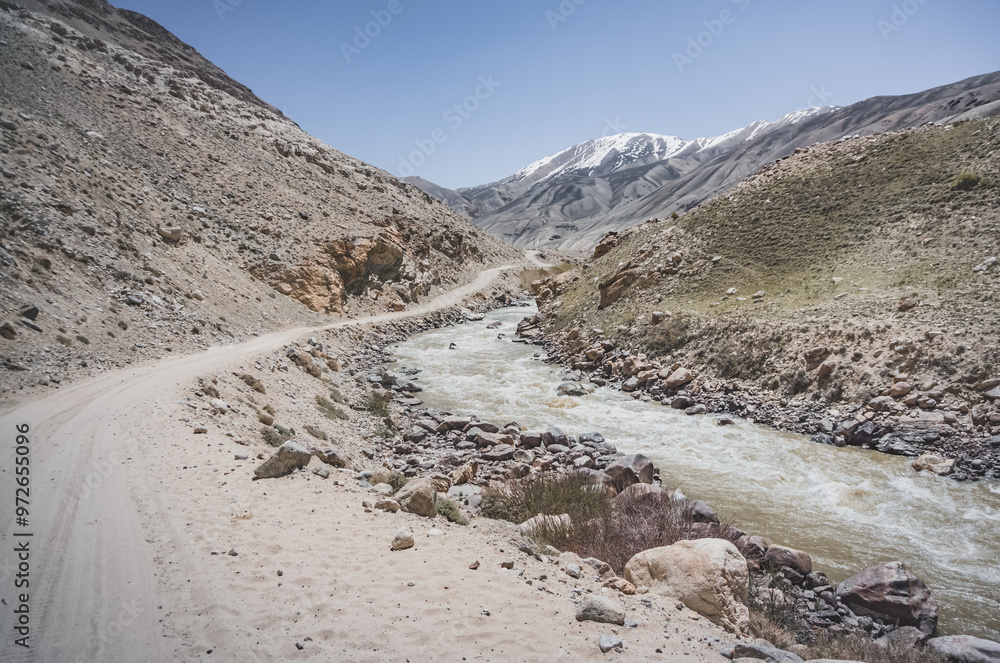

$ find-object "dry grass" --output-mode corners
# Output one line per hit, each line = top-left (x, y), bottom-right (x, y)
(239, 373), (266, 394)
(482, 474), (743, 574)
(806, 632), (946, 663)
(480, 473), (610, 526)
(361, 391), (392, 419)
(316, 395), (349, 421)
(436, 497), (469, 525)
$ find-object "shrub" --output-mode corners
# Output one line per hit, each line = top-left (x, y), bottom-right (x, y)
(480, 473), (610, 527)
(361, 391), (392, 419)
(482, 474), (743, 575)
(304, 425), (328, 441)
(546, 489), (743, 574)
(806, 632), (945, 663)
(436, 498), (469, 525)
(950, 172), (982, 191)
(746, 588), (803, 648)
(386, 471), (409, 494)
(75, 335), (90, 345)
(328, 387), (348, 404)
(258, 412), (274, 426)
(240, 373), (265, 394)
(261, 425), (293, 447)
(316, 395), (348, 421)
(56, 335), (73, 346)
(671, 211), (680, 220)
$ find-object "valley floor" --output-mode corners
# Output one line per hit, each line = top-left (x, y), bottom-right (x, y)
(0, 267), (736, 662)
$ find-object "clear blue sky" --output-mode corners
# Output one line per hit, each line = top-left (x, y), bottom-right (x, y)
(114, 0), (999, 189)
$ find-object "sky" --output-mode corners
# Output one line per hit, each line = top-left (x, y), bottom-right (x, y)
(112, 0), (1000, 189)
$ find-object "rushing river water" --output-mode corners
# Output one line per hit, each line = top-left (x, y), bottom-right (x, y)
(388, 307), (1000, 641)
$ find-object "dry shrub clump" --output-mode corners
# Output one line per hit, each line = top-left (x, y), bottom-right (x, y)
(806, 632), (946, 663)
(482, 474), (742, 574)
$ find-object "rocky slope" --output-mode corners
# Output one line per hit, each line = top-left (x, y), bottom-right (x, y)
(415, 71), (1000, 250)
(527, 118), (1000, 477)
(0, 2), (520, 405)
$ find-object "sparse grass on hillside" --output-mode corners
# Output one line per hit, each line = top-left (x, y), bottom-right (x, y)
(316, 395), (349, 421)
(361, 391), (392, 419)
(544, 119), (1000, 405)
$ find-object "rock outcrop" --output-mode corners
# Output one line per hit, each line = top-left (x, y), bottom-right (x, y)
(624, 539), (749, 633)
(836, 561), (938, 635)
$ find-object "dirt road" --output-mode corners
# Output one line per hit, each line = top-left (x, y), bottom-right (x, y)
(0, 267), (511, 663)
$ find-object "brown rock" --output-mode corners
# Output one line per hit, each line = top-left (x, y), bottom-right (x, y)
(763, 545), (813, 575)
(837, 562), (938, 635)
(891, 382), (913, 398)
(664, 367), (695, 390)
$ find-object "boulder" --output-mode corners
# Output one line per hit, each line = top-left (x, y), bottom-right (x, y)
(911, 454), (955, 476)
(891, 382), (913, 398)
(732, 643), (803, 663)
(254, 441), (312, 479)
(575, 595), (625, 625)
(450, 462), (478, 486)
(927, 635), (1000, 663)
(605, 454), (655, 488)
(836, 561), (938, 635)
(763, 545), (813, 575)
(374, 499), (400, 513)
(624, 538), (749, 633)
(394, 477), (438, 518)
(314, 448), (349, 468)
(520, 431), (543, 448)
(157, 226), (182, 241)
(615, 482), (663, 503)
(664, 367), (695, 390)
(429, 474), (452, 494)
(542, 427), (571, 447)
(689, 500), (720, 524)
(482, 445), (516, 462)
(391, 527), (414, 551)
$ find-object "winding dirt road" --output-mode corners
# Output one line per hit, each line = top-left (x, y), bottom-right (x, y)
(0, 267), (511, 663)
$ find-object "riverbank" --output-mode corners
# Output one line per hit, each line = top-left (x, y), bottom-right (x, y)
(514, 309), (1000, 481)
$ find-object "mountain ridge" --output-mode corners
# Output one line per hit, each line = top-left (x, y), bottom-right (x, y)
(409, 70), (1000, 250)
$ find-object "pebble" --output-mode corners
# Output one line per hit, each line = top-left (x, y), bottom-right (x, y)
(599, 634), (623, 653)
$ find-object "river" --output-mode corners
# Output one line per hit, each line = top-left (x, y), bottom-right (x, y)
(388, 306), (1000, 641)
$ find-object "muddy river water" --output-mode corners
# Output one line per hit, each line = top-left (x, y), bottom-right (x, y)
(388, 307), (1000, 640)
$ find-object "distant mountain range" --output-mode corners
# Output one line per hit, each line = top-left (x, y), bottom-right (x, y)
(407, 70), (1000, 250)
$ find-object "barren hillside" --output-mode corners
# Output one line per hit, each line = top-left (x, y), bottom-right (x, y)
(0, 4), (520, 405)
(533, 119), (1000, 474)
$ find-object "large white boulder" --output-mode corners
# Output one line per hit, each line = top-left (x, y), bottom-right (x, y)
(624, 538), (749, 633)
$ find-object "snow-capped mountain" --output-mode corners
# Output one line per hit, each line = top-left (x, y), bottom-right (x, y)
(406, 71), (1000, 249)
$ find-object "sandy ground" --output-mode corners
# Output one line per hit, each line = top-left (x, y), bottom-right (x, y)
(0, 265), (735, 662)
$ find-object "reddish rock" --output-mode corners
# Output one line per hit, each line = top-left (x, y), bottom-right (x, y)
(836, 561), (938, 635)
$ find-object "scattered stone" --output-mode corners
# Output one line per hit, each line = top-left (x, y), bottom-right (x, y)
(763, 545), (813, 575)
(565, 563), (582, 579)
(605, 454), (654, 488)
(391, 528), (414, 551)
(315, 448), (349, 468)
(912, 454), (955, 476)
(394, 477), (438, 518)
(374, 499), (400, 512)
(469, 561), (480, 570)
(732, 643), (804, 663)
(311, 465), (330, 479)
(253, 441), (313, 479)
(603, 577), (636, 595)
(973, 257), (997, 273)
(598, 634), (623, 653)
(576, 595), (625, 625)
